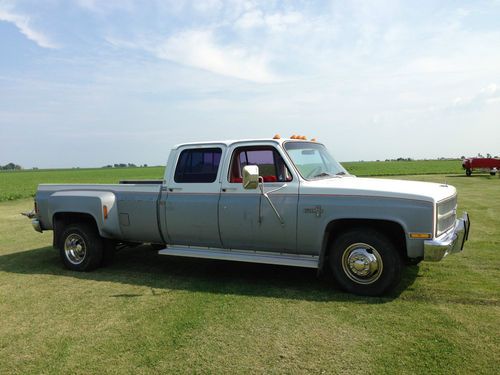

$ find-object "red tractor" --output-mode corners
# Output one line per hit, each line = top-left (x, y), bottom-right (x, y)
(462, 157), (500, 176)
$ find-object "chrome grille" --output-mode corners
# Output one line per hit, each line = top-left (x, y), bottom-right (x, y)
(436, 195), (457, 236)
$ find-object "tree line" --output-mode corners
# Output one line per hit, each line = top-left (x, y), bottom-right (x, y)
(0, 162), (22, 170)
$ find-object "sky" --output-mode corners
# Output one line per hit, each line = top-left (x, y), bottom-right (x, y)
(1, 0), (500, 168)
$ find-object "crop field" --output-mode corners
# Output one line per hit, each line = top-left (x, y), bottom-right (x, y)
(0, 166), (499, 374)
(0, 159), (465, 202)
(0, 167), (164, 202)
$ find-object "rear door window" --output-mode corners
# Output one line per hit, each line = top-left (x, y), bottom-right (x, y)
(174, 148), (222, 183)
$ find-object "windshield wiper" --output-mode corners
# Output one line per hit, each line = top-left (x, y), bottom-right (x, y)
(312, 172), (335, 179)
(336, 171), (346, 175)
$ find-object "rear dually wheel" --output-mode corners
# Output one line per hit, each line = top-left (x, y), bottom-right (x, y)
(58, 223), (103, 271)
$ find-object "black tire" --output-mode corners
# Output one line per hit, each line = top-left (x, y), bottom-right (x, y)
(329, 228), (403, 296)
(490, 171), (496, 176)
(58, 223), (103, 271)
(466, 169), (472, 176)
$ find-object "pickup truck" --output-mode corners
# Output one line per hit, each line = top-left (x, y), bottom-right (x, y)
(29, 137), (470, 296)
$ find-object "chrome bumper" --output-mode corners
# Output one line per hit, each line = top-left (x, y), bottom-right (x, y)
(32, 218), (42, 233)
(424, 212), (470, 261)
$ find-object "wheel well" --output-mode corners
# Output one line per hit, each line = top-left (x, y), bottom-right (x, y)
(322, 219), (407, 263)
(52, 212), (98, 248)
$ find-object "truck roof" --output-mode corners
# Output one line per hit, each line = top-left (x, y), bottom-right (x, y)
(172, 137), (319, 149)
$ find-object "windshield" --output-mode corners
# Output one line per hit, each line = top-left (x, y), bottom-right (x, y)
(284, 142), (349, 180)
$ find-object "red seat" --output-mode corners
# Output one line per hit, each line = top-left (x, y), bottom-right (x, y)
(262, 176), (277, 182)
(230, 177), (243, 183)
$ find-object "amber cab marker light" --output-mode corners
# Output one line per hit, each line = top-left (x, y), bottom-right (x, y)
(103, 205), (108, 220)
(273, 134), (281, 139)
(409, 233), (432, 239)
(290, 134), (297, 139)
(311, 138), (317, 142)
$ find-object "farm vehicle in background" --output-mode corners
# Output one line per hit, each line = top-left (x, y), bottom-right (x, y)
(462, 157), (500, 176)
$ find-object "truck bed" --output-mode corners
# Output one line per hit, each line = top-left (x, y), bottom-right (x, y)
(36, 183), (164, 243)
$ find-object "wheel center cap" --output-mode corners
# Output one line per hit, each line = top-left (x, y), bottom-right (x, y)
(347, 248), (379, 277)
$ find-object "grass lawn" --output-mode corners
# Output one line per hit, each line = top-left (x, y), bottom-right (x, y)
(0, 173), (499, 374)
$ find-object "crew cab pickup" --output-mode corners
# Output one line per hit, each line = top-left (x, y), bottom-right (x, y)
(29, 138), (470, 296)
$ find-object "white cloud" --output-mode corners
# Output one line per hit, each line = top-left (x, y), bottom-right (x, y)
(0, 8), (58, 49)
(154, 29), (278, 83)
(452, 84), (499, 110)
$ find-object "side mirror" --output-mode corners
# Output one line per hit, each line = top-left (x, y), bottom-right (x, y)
(242, 165), (260, 189)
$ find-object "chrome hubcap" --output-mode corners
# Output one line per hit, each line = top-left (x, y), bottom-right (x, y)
(342, 243), (383, 285)
(64, 234), (87, 265)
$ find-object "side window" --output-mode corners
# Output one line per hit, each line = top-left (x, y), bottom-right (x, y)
(174, 148), (222, 183)
(229, 147), (292, 183)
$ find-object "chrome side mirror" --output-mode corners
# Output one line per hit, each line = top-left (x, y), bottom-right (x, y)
(242, 165), (260, 189)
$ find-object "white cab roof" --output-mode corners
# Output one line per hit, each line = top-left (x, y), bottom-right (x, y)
(172, 138), (320, 149)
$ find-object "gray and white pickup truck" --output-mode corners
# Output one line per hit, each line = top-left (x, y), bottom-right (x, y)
(29, 137), (470, 296)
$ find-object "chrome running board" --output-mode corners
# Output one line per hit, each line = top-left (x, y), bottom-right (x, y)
(158, 246), (319, 269)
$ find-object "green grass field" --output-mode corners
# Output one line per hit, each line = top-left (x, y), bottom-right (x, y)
(0, 167), (164, 202)
(0, 159), (465, 202)
(0, 167), (499, 374)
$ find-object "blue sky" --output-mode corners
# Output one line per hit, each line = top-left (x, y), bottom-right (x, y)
(1, 0), (500, 168)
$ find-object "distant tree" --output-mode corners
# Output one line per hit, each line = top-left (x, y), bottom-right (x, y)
(1, 162), (22, 170)
(127, 163), (137, 168)
(143, 164), (148, 167)
(103, 165), (113, 168)
(477, 153), (483, 158)
(460, 156), (465, 160)
(487, 153), (492, 158)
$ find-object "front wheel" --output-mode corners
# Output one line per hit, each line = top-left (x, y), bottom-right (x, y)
(58, 223), (103, 271)
(329, 229), (403, 296)
(466, 168), (472, 176)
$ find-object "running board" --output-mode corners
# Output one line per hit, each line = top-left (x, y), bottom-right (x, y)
(158, 246), (319, 269)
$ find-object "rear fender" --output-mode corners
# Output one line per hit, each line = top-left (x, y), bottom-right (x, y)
(48, 191), (121, 238)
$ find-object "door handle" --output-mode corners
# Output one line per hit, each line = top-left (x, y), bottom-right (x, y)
(168, 187), (183, 192)
(222, 187), (237, 192)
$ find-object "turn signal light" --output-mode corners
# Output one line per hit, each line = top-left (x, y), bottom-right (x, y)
(103, 205), (108, 220)
(409, 233), (432, 239)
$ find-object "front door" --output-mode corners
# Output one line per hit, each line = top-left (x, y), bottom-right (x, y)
(218, 144), (299, 252)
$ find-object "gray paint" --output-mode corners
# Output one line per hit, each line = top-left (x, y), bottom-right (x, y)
(164, 193), (222, 247)
(297, 194), (434, 258)
(218, 192), (299, 251)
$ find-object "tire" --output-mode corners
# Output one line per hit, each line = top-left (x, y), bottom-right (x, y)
(466, 169), (472, 176)
(58, 223), (103, 271)
(329, 228), (403, 296)
(490, 171), (496, 176)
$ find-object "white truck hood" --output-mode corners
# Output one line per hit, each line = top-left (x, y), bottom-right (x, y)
(300, 176), (456, 203)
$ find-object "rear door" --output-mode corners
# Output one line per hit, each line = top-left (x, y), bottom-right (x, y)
(164, 145), (225, 247)
(218, 143), (299, 252)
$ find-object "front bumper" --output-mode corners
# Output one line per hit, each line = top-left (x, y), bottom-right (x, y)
(32, 218), (43, 233)
(424, 212), (470, 261)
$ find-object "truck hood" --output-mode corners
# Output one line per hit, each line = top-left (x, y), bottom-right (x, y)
(300, 176), (456, 203)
